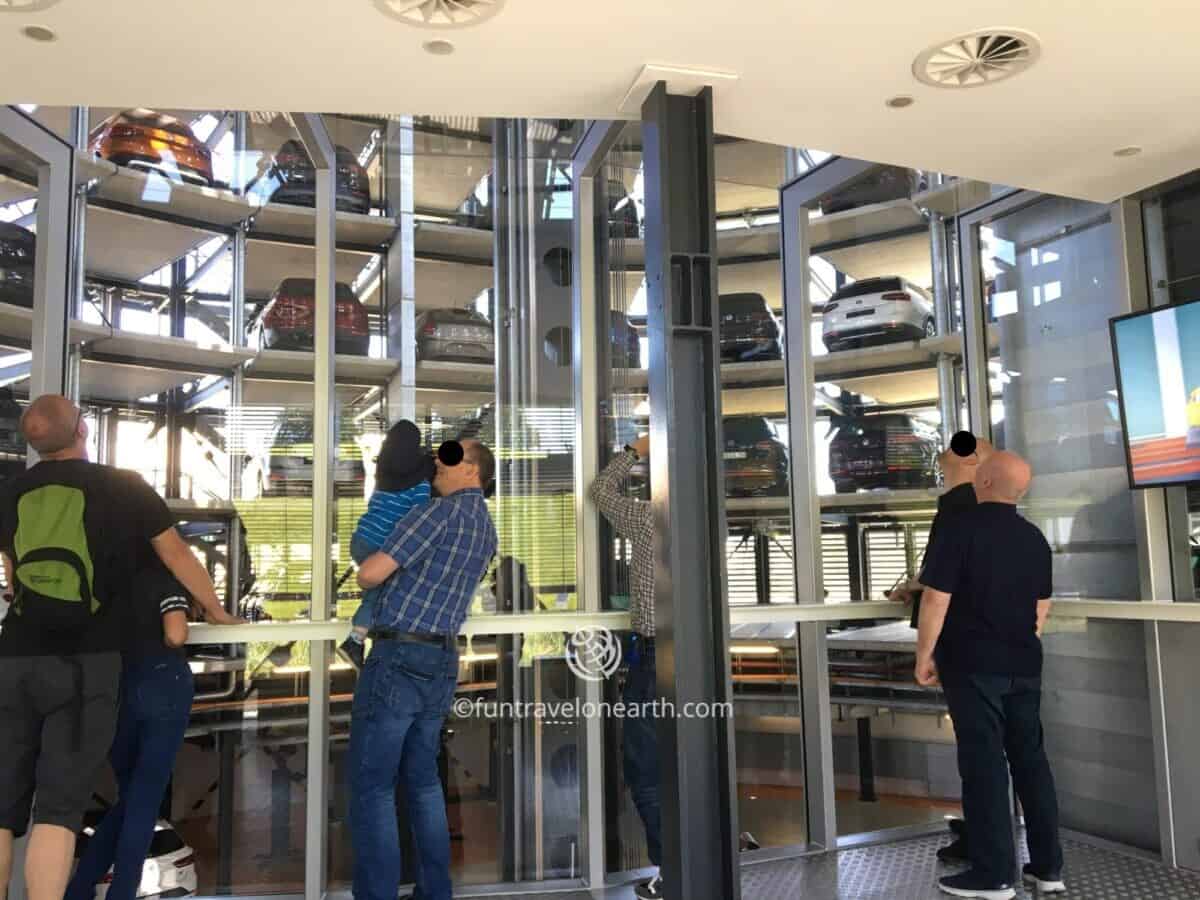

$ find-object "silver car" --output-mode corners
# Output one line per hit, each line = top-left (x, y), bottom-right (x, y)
(821, 276), (935, 352)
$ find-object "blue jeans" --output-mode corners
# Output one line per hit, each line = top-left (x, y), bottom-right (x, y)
(349, 639), (459, 900)
(941, 669), (1063, 884)
(351, 534), (381, 632)
(621, 636), (662, 867)
(66, 654), (193, 900)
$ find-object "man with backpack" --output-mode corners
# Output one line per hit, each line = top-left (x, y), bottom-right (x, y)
(0, 395), (240, 900)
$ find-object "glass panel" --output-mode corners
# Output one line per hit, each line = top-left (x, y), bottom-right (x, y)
(164, 637), (308, 894)
(978, 196), (1138, 598)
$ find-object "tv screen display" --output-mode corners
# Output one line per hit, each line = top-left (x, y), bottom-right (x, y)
(1110, 298), (1200, 488)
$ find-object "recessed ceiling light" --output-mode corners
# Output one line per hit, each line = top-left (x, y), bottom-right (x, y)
(20, 23), (56, 41)
(374, 0), (504, 28)
(1113, 146), (1142, 158)
(913, 29), (1040, 88)
(423, 39), (455, 55)
(0, 0), (62, 11)
(886, 95), (915, 109)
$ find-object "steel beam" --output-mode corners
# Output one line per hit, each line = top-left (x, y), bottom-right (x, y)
(642, 83), (740, 900)
(384, 116), (416, 422)
(571, 118), (624, 891)
(0, 107), (73, 402)
(929, 213), (958, 441)
(292, 111), (335, 900)
(205, 111), (235, 150)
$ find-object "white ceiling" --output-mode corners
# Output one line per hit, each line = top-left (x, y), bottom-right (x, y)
(2, 1), (1198, 201)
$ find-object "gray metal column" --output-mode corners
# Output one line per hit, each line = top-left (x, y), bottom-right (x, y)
(68, 107), (88, 321)
(779, 163), (836, 851)
(1, 107), (73, 400)
(641, 83), (740, 900)
(957, 205), (993, 436)
(571, 120), (625, 891)
(384, 116), (416, 422)
(929, 212), (958, 441)
(293, 112), (335, 900)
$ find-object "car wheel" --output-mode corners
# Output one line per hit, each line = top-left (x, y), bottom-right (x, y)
(923, 318), (936, 339)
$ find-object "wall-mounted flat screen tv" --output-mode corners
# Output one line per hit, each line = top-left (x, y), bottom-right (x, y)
(1110, 298), (1200, 488)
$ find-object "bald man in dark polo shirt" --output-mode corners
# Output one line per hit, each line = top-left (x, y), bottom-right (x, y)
(915, 451), (1064, 900)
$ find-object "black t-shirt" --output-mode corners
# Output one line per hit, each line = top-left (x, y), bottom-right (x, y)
(911, 483), (978, 627)
(123, 546), (191, 662)
(0, 459), (176, 655)
(920, 502), (1053, 677)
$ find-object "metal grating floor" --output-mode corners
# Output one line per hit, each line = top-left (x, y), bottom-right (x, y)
(481, 831), (1200, 899)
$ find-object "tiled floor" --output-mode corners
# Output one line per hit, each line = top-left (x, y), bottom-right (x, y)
(479, 831), (1200, 899)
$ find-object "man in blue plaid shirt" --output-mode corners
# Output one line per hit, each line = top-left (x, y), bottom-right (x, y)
(348, 439), (498, 900)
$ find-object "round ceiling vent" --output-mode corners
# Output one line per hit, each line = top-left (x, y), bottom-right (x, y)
(0, 0), (61, 10)
(373, 0), (504, 28)
(913, 29), (1040, 89)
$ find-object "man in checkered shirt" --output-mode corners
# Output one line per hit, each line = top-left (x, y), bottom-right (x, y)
(348, 439), (498, 900)
(588, 434), (663, 900)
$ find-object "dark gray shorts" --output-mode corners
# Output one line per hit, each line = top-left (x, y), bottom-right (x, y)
(0, 653), (120, 836)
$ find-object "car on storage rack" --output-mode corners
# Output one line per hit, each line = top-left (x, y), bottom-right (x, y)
(722, 415), (790, 496)
(821, 276), (935, 352)
(247, 412), (366, 499)
(76, 813), (197, 899)
(454, 172), (640, 238)
(0, 222), (34, 308)
(89, 109), (213, 186)
(719, 293), (782, 362)
(256, 278), (371, 356)
(253, 139), (371, 215)
(828, 413), (940, 493)
(818, 165), (923, 215)
(415, 308), (494, 363)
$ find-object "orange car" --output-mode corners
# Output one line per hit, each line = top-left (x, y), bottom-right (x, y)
(90, 109), (213, 186)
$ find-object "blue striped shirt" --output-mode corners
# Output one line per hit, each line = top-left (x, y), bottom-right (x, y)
(376, 488), (498, 635)
(353, 483), (431, 553)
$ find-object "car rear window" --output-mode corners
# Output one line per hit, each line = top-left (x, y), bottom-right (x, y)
(119, 110), (191, 138)
(436, 309), (488, 323)
(720, 293), (769, 315)
(829, 278), (903, 301)
(724, 416), (773, 443)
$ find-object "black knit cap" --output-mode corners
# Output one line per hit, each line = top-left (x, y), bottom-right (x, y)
(949, 430), (978, 458)
(375, 420), (435, 492)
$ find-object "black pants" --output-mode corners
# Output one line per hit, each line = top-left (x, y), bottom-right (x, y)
(941, 669), (1063, 884)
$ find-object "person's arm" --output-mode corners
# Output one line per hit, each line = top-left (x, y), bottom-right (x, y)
(915, 588), (951, 686)
(587, 447), (646, 539)
(358, 503), (448, 590)
(912, 525), (966, 686)
(151, 528), (243, 625)
(1036, 598), (1052, 637)
(159, 588), (191, 648)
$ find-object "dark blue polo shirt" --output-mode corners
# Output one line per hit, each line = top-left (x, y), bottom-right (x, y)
(920, 502), (1053, 677)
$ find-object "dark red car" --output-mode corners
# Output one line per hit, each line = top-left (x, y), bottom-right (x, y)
(258, 278), (370, 356)
(89, 109), (213, 186)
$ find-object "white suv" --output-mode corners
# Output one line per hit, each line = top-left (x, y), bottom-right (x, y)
(822, 276), (936, 352)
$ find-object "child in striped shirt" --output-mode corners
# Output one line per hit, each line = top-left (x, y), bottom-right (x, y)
(338, 419), (433, 670)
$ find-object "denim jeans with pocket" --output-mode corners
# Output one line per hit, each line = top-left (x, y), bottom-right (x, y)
(348, 638), (459, 900)
(65, 653), (194, 900)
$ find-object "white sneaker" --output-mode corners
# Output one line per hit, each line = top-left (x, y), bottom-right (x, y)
(1022, 866), (1067, 894)
(634, 874), (662, 899)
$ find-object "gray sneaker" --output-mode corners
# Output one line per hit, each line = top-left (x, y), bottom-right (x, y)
(1022, 864), (1066, 894)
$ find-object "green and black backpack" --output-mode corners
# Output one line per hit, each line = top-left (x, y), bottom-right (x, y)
(11, 483), (98, 632)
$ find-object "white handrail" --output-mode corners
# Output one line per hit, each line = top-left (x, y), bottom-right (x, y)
(185, 598), (1197, 645)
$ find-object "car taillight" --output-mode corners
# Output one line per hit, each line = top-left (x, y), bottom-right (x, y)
(881, 292), (910, 302)
(266, 295), (314, 324)
(422, 321), (438, 336)
(108, 125), (141, 140)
